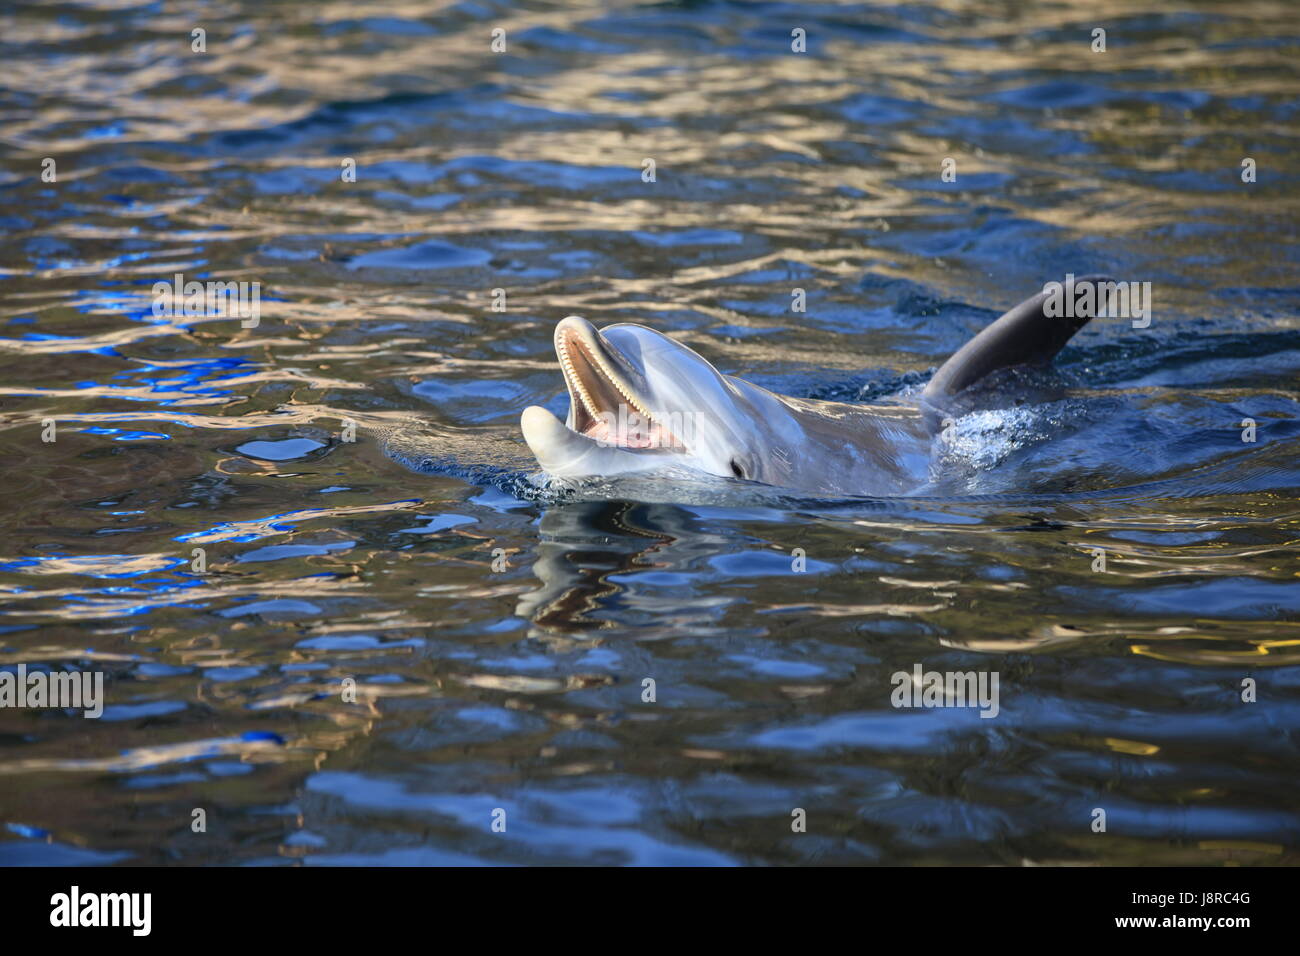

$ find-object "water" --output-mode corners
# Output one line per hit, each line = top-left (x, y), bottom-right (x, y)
(0, 0), (1297, 866)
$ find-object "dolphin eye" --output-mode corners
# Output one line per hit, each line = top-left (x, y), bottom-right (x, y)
(729, 458), (746, 479)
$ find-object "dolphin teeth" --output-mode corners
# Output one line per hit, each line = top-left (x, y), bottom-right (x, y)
(556, 329), (654, 425)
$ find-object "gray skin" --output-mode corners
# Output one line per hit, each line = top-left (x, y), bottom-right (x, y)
(520, 278), (1106, 497)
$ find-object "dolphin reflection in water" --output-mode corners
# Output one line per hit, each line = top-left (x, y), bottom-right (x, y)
(521, 278), (1108, 497)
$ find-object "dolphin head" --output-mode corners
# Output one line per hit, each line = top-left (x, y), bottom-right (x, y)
(521, 316), (798, 484)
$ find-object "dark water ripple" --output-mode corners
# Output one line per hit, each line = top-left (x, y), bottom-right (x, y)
(0, 0), (1297, 865)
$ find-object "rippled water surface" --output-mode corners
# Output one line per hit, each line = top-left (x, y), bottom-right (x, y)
(1, 0), (1298, 866)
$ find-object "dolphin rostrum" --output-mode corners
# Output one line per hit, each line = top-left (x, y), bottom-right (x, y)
(521, 277), (1107, 496)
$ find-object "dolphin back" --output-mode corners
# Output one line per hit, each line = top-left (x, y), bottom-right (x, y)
(921, 274), (1112, 419)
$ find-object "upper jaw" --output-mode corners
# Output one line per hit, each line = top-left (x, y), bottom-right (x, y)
(552, 316), (678, 450)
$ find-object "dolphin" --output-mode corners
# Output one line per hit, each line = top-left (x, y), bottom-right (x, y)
(520, 278), (1106, 496)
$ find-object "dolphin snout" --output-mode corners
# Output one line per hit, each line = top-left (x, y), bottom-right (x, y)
(554, 314), (595, 348)
(521, 405), (595, 476)
(521, 404), (655, 479)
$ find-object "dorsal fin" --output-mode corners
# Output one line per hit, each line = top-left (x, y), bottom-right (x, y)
(921, 274), (1111, 413)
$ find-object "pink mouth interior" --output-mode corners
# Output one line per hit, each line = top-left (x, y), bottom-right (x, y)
(581, 413), (670, 449)
(561, 329), (677, 450)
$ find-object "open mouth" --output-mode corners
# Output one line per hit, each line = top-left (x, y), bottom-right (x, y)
(554, 317), (677, 450)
